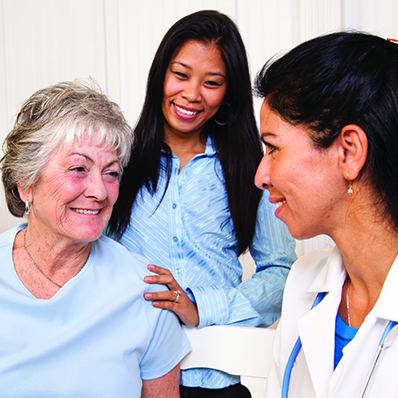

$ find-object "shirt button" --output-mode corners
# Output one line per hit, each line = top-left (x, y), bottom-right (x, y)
(172, 203), (177, 209)
(176, 268), (182, 274)
(173, 236), (178, 243)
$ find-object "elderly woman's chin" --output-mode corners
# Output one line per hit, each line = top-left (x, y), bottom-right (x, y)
(64, 208), (113, 242)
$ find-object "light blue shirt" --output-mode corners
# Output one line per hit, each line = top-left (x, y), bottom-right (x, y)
(0, 225), (190, 397)
(117, 137), (296, 388)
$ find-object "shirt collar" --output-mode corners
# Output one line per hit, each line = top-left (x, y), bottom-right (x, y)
(307, 245), (398, 322)
(203, 136), (217, 156)
(373, 254), (398, 321)
(307, 245), (346, 294)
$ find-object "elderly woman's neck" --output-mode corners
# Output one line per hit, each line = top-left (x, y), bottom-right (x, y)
(13, 226), (91, 299)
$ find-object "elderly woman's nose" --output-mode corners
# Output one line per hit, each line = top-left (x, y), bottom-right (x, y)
(85, 173), (108, 200)
(255, 155), (272, 190)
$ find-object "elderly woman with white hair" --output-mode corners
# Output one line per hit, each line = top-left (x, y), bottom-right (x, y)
(0, 81), (190, 397)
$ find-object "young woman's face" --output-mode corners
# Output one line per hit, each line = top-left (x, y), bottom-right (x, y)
(255, 100), (345, 240)
(162, 40), (228, 141)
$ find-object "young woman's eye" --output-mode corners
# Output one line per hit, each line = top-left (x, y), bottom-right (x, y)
(205, 80), (221, 87)
(173, 71), (188, 79)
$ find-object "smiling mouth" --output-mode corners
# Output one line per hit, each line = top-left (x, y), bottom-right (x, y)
(72, 209), (100, 215)
(174, 103), (201, 116)
(275, 200), (286, 210)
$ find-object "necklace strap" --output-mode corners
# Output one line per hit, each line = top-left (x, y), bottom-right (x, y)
(346, 277), (352, 327)
(22, 228), (90, 288)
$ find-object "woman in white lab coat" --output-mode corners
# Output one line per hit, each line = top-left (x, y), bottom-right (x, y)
(254, 32), (398, 398)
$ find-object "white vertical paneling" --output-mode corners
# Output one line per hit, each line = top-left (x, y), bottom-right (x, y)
(343, 0), (398, 38)
(236, 0), (299, 119)
(298, 0), (341, 43)
(0, 1), (7, 133)
(104, 0), (122, 102)
(237, 0), (298, 72)
(0, 0), (396, 260)
(2, 0), (108, 124)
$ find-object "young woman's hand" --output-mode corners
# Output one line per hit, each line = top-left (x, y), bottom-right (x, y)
(144, 264), (199, 327)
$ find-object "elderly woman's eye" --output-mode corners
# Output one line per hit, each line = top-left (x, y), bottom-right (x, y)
(71, 166), (86, 173)
(104, 171), (119, 181)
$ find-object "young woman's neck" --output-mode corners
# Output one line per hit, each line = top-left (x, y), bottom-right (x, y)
(164, 128), (206, 171)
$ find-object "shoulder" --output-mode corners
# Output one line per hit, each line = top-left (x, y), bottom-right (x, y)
(96, 234), (149, 263)
(281, 247), (334, 309)
(93, 235), (150, 277)
(0, 224), (25, 248)
(291, 247), (333, 275)
(287, 248), (333, 288)
(92, 235), (168, 293)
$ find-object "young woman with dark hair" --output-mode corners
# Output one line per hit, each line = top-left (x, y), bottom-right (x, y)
(107, 10), (296, 398)
(255, 32), (398, 397)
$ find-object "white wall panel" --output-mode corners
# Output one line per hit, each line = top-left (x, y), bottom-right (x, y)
(298, 0), (341, 42)
(237, 0), (298, 117)
(343, 0), (398, 38)
(0, 0), (397, 260)
(2, 0), (108, 123)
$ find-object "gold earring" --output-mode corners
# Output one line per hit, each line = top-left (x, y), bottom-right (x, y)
(347, 174), (354, 195)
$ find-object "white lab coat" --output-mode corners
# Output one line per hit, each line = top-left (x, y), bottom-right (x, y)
(265, 246), (398, 398)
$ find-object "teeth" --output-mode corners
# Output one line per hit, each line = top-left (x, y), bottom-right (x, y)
(73, 209), (100, 215)
(175, 104), (198, 116)
(275, 200), (286, 210)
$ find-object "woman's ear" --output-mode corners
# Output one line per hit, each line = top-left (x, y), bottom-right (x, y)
(17, 183), (33, 204)
(337, 124), (368, 180)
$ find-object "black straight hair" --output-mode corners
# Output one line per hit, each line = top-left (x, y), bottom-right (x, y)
(255, 31), (398, 231)
(108, 10), (263, 255)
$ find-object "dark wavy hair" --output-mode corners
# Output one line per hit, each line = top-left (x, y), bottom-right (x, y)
(255, 31), (398, 231)
(107, 10), (263, 255)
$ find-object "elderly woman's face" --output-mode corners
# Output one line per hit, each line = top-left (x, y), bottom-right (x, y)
(27, 138), (120, 244)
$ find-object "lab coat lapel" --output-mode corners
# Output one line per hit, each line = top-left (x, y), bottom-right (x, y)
(297, 247), (346, 397)
(373, 254), (398, 322)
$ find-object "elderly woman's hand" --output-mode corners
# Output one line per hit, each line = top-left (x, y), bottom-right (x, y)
(144, 265), (199, 327)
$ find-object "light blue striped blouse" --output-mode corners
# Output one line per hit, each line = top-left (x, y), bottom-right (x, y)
(117, 137), (297, 389)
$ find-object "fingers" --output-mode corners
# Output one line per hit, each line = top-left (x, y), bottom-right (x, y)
(147, 264), (171, 275)
(147, 292), (199, 327)
(143, 264), (200, 326)
(173, 290), (181, 303)
(144, 264), (176, 286)
(144, 289), (181, 303)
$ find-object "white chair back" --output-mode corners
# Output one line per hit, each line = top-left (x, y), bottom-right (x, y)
(181, 325), (276, 398)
